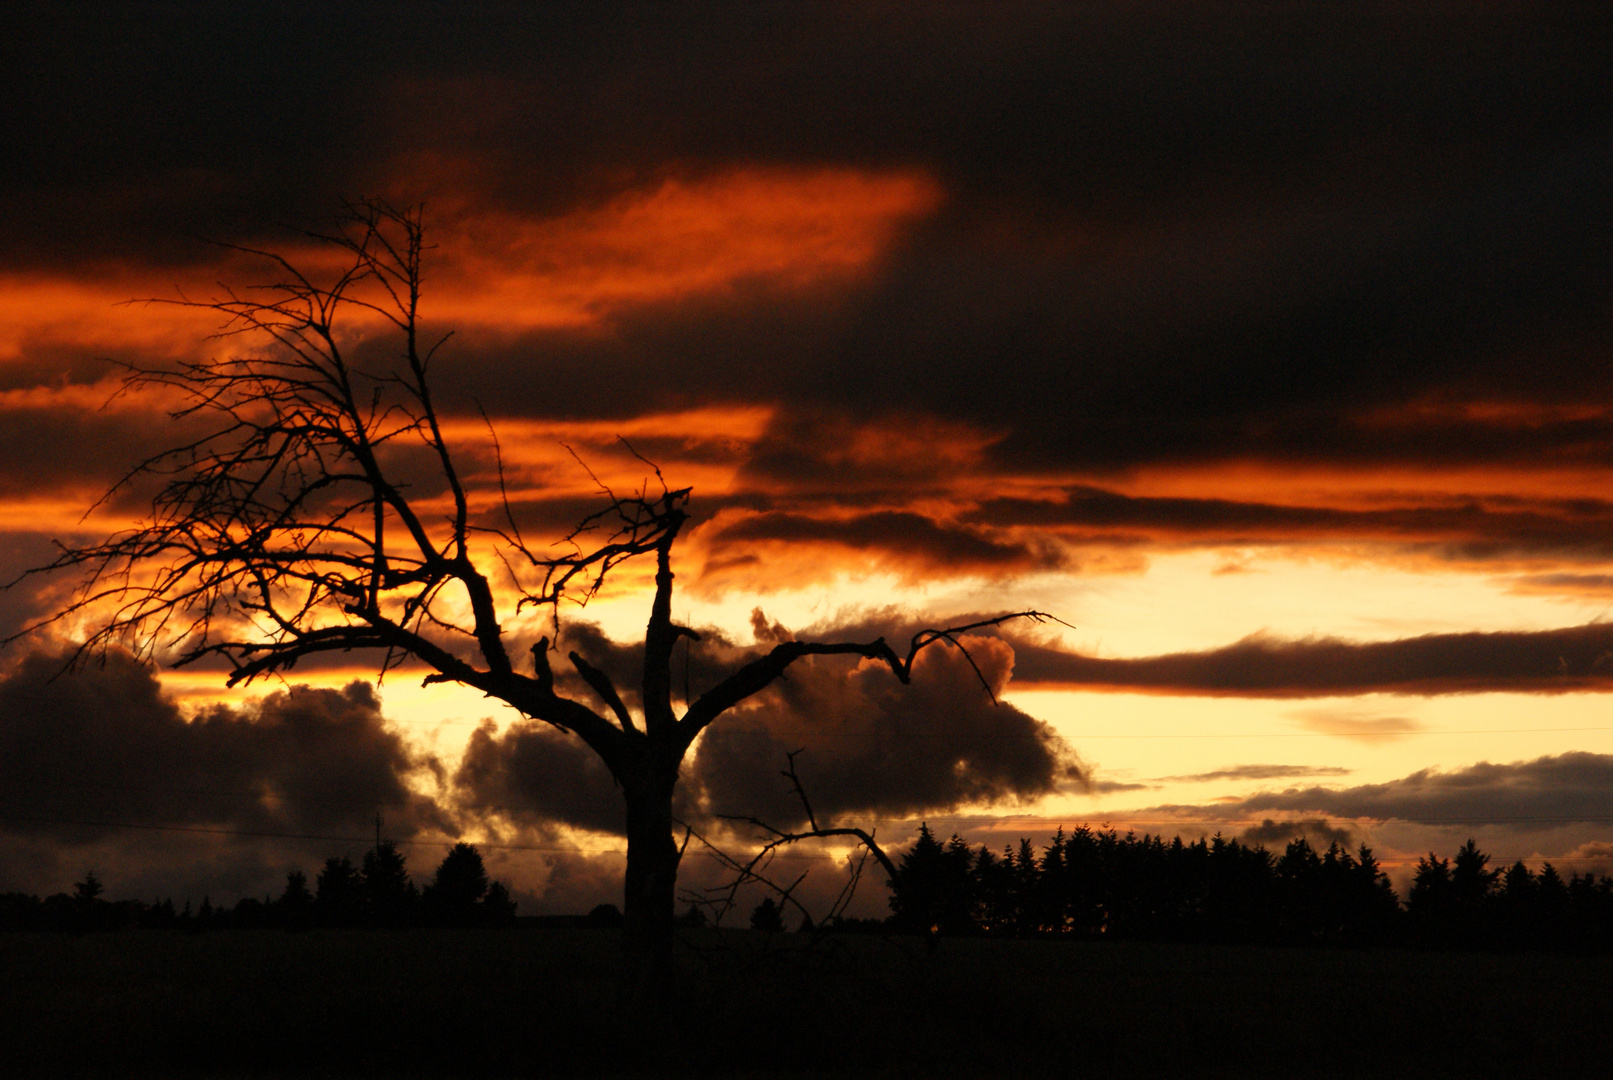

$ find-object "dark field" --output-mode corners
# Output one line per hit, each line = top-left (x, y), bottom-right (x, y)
(2, 927), (1605, 1078)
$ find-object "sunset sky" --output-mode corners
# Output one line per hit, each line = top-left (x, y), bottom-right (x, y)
(3, 3), (1612, 915)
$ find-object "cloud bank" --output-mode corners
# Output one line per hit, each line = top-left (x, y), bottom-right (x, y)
(1010, 622), (1613, 696)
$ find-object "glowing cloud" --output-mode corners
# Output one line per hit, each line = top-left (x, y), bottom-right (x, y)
(427, 168), (946, 328)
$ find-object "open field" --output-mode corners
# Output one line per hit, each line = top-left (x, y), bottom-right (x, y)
(2, 927), (1605, 1078)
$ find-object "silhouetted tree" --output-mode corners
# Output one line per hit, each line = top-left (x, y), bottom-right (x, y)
(72, 872), (103, 905)
(587, 903), (624, 928)
(11, 200), (1050, 979)
(70, 872), (108, 931)
(939, 835), (978, 935)
(1275, 838), (1324, 942)
(424, 843), (490, 927)
(1062, 827), (1105, 937)
(887, 824), (982, 937)
(1344, 845), (1400, 943)
(1447, 838), (1499, 946)
(316, 856), (363, 927)
(362, 840), (417, 926)
(1011, 837), (1041, 936)
(146, 897), (178, 930)
(277, 870), (314, 929)
(482, 880), (518, 926)
(888, 824), (946, 936)
(972, 845), (1015, 935)
(1032, 829), (1068, 936)
(749, 897), (785, 933)
(1408, 853), (1454, 945)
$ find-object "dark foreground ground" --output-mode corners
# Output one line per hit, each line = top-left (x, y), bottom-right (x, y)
(1, 926), (1605, 1078)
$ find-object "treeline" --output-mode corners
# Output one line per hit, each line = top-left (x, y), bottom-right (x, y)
(887, 825), (1613, 952)
(0, 841), (516, 933)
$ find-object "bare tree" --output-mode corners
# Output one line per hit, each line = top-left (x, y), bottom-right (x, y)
(10, 200), (1050, 977)
(679, 749), (901, 931)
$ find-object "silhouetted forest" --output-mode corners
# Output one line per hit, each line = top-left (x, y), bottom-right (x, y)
(0, 841), (516, 933)
(885, 825), (1613, 952)
(8, 828), (1612, 954)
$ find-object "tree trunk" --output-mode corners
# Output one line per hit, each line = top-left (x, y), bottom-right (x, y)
(621, 772), (680, 994)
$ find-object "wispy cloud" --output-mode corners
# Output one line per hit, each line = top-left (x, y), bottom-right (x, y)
(1157, 764), (1354, 783)
(1285, 710), (1427, 744)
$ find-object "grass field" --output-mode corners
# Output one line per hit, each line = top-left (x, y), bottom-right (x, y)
(2, 927), (1604, 1078)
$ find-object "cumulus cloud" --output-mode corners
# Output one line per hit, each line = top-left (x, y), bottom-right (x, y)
(1239, 818), (1356, 850)
(1009, 622), (1613, 697)
(687, 633), (1085, 827)
(1552, 841), (1613, 877)
(0, 648), (444, 845)
(453, 719), (627, 837)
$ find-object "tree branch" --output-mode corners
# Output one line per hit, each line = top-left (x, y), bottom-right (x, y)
(569, 650), (638, 735)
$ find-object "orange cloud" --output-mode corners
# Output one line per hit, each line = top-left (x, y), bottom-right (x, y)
(1124, 460), (1613, 515)
(436, 405), (775, 502)
(0, 276), (228, 366)
(0, 167), (943, 377)
(425, 167), (946, 328)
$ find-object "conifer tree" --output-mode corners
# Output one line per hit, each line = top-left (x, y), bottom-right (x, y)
(315, 856), (363, 927)
(363, 840), (417, 926)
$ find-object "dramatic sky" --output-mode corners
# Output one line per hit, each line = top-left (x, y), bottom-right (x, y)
(3, 2), (1612, 914)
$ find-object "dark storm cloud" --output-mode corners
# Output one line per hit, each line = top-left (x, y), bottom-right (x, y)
(0, 648), (442, 843)
(0, 396), (219, 498)
(687, 635), (1086, 828)
(453, 718), (627, 837)
(1009, 621), (1613, 696)
(1198, 753), (1613, 832)
(6, 5), (1608, 485)
(969, 487), (1613, 559)
(708, 510), (1062, 576)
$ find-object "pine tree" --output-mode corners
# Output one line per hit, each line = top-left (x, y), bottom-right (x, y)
(1012, 837), (1040, 936)
(363, 841), (418, 927)
(315, 856), (363, 927)
(1450, 839), (1498, 904)
(72, 871), (103, 906)
(749, 897), (784, 933)
(940, 835), (978, 935)
(889, 824), (946, 935)
(1408, 853), (1453, 945)
(482, 880), (518, 926)
(424, 843), (490, 926)
(278, 870), (315, 929)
